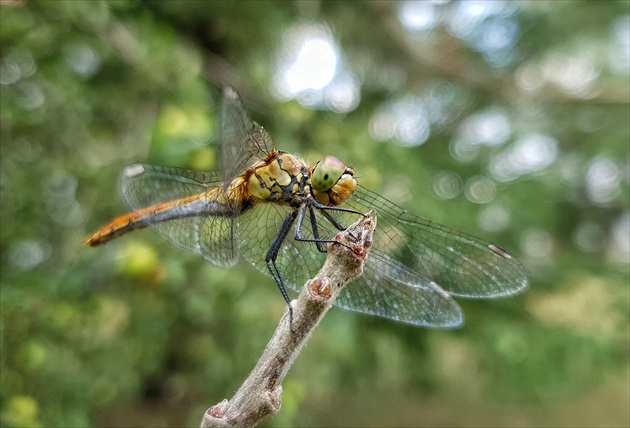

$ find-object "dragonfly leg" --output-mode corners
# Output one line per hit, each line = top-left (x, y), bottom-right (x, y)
(310, 199), (363, 232)
(294, 205), (337, 253)
(310, 199), (364, 217)
(309, 206), (327, 253)
(318, 208), (346, 232)
(266, 209), (299, 327)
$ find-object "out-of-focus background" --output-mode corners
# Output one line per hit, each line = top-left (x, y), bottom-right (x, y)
(1, 1), (628, 427)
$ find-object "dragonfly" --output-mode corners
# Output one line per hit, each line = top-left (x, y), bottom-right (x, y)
(86, 86), (528, 328)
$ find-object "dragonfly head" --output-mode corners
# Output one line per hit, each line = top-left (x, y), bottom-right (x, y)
(311, 155), (357, 206)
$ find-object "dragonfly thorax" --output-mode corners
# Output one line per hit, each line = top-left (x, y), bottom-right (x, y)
(246, 152), (312, 206)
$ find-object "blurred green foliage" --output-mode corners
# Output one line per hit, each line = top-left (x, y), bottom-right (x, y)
(1, 1), (628, 427)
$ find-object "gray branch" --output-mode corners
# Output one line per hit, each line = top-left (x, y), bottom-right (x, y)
(199, 211), (377, 428)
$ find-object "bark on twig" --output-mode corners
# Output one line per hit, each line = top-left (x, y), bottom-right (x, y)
(199, 211), (377, 428)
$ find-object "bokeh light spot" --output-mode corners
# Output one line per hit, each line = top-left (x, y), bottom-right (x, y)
(465, 176), (496, 204)
(8, 239), (51, 271)
(489, 133), (559, 182)
(63, 42), (101, 78)
(610, 211), (630, 263)
(433, 171), (463, 199)
(478, 204), (510, 233)
(398, 0), (442, 35)
(609, 15), (630, 76)
(585, 156), (622, 206)
(459, 108), (512, 147)
(521, 228), (554, 260)
(272, 23), (361, 113)
(369, 95), (431, 147)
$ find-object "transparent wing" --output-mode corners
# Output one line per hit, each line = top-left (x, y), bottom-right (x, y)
(337, 186), (529, 298)
(345, 252), (463, 327)
(119, 164), (240, 267)
(220, 86), (275, 182)
(237, 203), (463, 327)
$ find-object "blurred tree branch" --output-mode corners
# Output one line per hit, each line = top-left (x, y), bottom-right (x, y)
(199, 212), (377, 428)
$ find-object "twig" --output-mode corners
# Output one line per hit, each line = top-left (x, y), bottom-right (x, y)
(199, 211), (377, 428)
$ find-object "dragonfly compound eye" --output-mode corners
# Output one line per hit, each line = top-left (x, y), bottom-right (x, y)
(312, 155), (346, 192)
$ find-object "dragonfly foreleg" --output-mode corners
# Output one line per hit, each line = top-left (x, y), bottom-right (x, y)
(294, 205), (339, 253)
(309, 199), (364, 232)
(266, 209), (299, 327)
(309, 205), (327, 253)
(318, 208), (345, 232)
